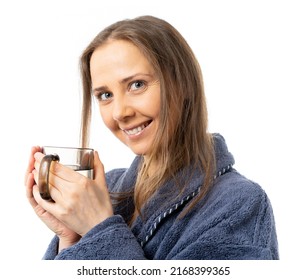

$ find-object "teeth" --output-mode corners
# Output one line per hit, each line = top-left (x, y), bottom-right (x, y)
(125, 124), (146, 135)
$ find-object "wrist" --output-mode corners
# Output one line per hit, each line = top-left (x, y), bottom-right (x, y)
(58, 235), (81, 252)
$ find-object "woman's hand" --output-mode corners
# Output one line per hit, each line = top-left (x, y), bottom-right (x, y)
(25, 146), (81, 250)
(31, 149), (113, 237)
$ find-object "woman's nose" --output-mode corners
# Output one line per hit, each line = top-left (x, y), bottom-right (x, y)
(112, 95), (134, 121)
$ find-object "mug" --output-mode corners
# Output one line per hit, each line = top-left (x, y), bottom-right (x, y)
(38, 146), (94, 200)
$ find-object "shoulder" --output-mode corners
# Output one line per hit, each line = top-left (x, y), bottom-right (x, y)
(196, 169), (276, 247)
(182, 170), (278, 258)
(166, 169), (278, 259)
(190, 169), (276, 240)
(209, 170), (269, 210)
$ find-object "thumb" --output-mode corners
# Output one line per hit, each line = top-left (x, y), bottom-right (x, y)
(93, 151), (106, 182)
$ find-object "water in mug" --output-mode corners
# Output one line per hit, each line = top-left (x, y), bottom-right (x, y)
(66, 165), (94, 179)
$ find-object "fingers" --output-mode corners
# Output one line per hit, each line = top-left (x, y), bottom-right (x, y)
(47, 172), (77, 203)
(32, 184), (59, 214)
(47, 150), (106, 187)
(34, 152), (79, 181)
(24, 146), (41, 185)
(33, 150), (105, 183)
(25, 172), (35, 199)
(25, 170), (40, 209)
(93, 151), (106, 183)
(47, 151), (107, 203)
(31, 150), (107, 204)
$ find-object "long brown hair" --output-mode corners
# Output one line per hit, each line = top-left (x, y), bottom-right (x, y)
(80, 15), (215, 221)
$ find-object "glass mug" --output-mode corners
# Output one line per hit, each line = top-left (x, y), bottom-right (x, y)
(38, 146), (94, 200)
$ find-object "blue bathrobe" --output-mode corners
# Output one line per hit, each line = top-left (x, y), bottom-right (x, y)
(43, 134), (279, 259)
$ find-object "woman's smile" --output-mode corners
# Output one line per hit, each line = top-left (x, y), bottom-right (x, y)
(121, 120), (152, 137)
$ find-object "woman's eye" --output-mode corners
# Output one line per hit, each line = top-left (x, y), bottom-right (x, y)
(130, 80), (145, 91)
(98, 92), (113, 101)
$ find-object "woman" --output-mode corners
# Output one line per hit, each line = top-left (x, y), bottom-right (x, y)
(25, 16), (279, 259)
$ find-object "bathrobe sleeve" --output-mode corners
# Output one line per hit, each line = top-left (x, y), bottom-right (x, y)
(43, 215), (146, 260)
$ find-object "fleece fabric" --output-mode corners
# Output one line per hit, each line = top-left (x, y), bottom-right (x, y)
(43, 133), (279, 260)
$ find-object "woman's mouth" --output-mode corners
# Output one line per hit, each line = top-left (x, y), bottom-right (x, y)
(122, 120), (152, 136)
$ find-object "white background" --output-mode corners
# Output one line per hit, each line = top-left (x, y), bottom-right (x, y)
(0, 0), (305, 277)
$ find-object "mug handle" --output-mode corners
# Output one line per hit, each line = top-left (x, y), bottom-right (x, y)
(38, 154), (60, 200)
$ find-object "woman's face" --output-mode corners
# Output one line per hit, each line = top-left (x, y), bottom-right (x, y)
(90, 40), (161, 156)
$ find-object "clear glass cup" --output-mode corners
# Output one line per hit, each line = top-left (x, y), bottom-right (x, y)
(38, 146), (94, 200)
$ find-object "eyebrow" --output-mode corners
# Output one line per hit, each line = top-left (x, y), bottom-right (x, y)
(92, 73), (154, 94)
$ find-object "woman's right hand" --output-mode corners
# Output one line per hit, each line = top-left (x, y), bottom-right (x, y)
(24, 146), (81, 252)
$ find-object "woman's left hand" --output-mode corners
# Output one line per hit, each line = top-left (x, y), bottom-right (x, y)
(32, 151), (113, 237)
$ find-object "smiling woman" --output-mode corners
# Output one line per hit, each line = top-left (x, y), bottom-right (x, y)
(24, 15), (279, 260)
